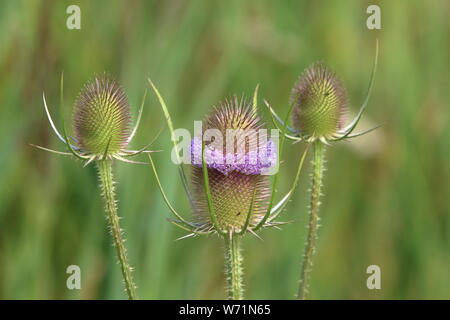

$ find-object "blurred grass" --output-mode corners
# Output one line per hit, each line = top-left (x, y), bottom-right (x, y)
(0, 0), (449, 299)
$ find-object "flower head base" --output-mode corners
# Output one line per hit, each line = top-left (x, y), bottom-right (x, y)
(74, 76), (131, 157)
(291, 63), (347, 141)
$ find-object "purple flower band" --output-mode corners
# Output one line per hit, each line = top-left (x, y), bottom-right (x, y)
(190, 137), (277, 175)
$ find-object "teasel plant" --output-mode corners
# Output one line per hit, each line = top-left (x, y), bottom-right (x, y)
(31, 73), (157, 299)
(147, 80), (309, 299)
(265, 40), (379, 299)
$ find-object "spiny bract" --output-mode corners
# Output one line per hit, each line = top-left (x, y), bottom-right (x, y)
(291, 63), (347, 141)
(73, 75), (131, 156)
(191, 98), (273, 233)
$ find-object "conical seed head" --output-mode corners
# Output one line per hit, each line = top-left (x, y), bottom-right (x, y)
(191, 98), (271, 232)
(73, 75), (131, 156)
(291, 63), (347, 140)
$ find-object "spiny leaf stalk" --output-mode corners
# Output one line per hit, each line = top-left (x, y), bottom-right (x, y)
(224, 233), (244, 300)
(97, 160), (137, 299)
(298, 141), (325, 299)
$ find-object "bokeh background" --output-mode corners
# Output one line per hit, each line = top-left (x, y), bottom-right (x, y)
(0, 0), (449, 299)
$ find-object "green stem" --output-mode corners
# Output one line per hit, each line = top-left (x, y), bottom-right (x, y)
(224, 233), (244, 300)
(298, 141), (325, 299)
(97, 160), (137, 300)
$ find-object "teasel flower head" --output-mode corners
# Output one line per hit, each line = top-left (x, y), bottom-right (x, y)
(264, 40), (379, 145)
(73, 76), (131, 157)
(32, 73), (156, 166)
(291, 63), (347, 141)
(188, 97), (276, 234)
(147, 82), (312, 300)
(147, 80), (309, 239)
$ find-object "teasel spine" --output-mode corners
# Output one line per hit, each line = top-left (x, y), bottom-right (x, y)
(298, 141), (325, 299)
(97, 159), (137, 300)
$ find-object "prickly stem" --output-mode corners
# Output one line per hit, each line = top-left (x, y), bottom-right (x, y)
(224, 233), (244, 300)
(97, 160), (137, 300)
(298, 141), (325, 299)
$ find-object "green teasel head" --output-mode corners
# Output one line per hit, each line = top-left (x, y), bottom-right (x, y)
(265, 40), (379, 144)
(74, 75), (132, 157)
(32, 73), (155, 166)
(291, 63), (347, 141)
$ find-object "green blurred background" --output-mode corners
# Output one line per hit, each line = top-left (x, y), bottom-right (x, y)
(0, 0), (449, 299)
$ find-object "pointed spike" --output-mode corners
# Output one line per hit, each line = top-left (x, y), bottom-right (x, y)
(58, 75), (87, 160)
(319, 137), (331, 146)
(344, 124), (382, 139)
(167, 218), (206, 234)
(252, 83), (259, 113)
(268, 190), (292, 217)
(148, 154), (193, 226)
(266, 220), (293, 227)
(61, 120), (85, 160)
(42, 93), (67, 144)
(175, 233), (196, 241)
(147, 78), (196, 210)
(29, 144), (72, 156)
(248, 228), (263, 241)
(264, 100), (302, 142)
(285, 133), (303, 142)
(83, 156), (97, 167)
(338, 39), (379, 139)
(122, 125), (164, 157)
(121, 149), (160, 157)
(128, 89), (147, 144)
(114, 155), (148, 165)
(269, 144), (310, 222)
(253, 99), (297, 231)
(263, 99), (298, 135)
